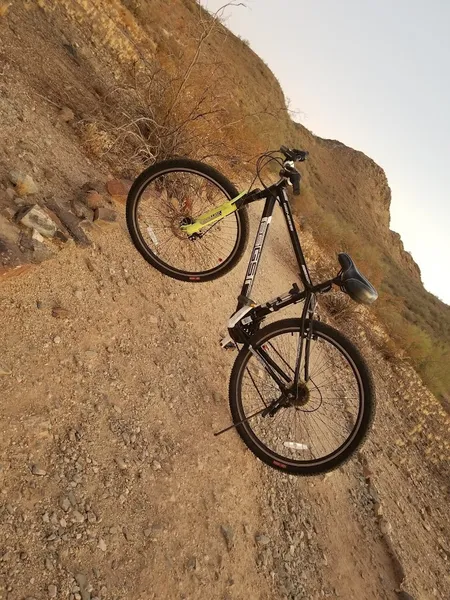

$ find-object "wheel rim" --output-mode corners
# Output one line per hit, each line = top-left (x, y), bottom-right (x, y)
(132, 168), (242, 277)
(235, 325), (366, 468)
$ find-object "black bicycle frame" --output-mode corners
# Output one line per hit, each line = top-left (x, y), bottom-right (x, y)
(230, 180), (337, 387)
(237, 181), (313, 309)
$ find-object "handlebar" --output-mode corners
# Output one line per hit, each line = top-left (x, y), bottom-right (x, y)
(280, 145), (309, 162)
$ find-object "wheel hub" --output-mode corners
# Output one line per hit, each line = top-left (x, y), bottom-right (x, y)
(172, 215), (193, 239)
(286, 381), (310, 407)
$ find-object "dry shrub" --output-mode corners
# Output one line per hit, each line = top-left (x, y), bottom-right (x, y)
(81, 2), (289, 176)
(79, 122), (115, 157)
(320, 291), (355, 320)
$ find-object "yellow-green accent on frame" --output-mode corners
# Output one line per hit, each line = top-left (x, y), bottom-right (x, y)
(180, 191), (247, 236)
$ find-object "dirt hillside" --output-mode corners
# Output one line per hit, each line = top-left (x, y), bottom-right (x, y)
(1, 207), (448, 600)
(0, 2), (449, 600)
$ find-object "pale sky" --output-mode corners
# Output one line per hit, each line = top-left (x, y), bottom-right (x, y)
(203, 0), (450, 304)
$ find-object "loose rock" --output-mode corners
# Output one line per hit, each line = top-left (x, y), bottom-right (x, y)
(255, 533), (271, 546)
(93, 207), (117, 223)
(31, 464), (46, 476)
(48, 584), (57, 598)
(52, 306), (69, 319)
(115, 457), (127, 471)
(220, 525), (234, 551)
(9, 171), (38, 196)
(98, 538), (107, 552)
(85, 191), (104, 210)
(32, 229), (45, 243)
(106, 179), (126, 197)
(19, 205), (57, 238)
(59, 106), (75, 122)
(72, 510), (85, 524)
(0, 364), (11, 376)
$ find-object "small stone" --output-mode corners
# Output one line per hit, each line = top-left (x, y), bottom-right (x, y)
(374, 502), (383, 517)
(68, 491), (77, 506)
(362, 464), (372, 479)
(60, 518), (67, 528)
(98, 538), (107, 552)
(72, 199), (94, 221)
(87, 512), (97, 524)
(380, 518), (392, 536)
(255, 533), (270, 546)
(93, 207), (117, 223)
(85, 191), (103, 210)
(220, 525), (234, 551)
(186, 556), (197, 571)
(0, 364), (11, 376)
(6, 187), (15, 199)
(152, 460), (161, 471)
(9, 171), (38, 196)
(53, 336), (61, 344)
(31, 464), (46, 476)
(19, 205), (56, 236)
(45, 557), (52, 570)
(32, 229), (45, 243)
(60, 497), (71, 512)
(52, 306), (69, 319)
(48, 584), (57, 598)
(106, 179), (126, 197)
(115, 457), (127, 470)
(59, 106), (75, 122)
(149, 315), (158, 325)
(368, 483), (379, 503)
(75, 573), (90, 600)
(72, 510), (85, 524)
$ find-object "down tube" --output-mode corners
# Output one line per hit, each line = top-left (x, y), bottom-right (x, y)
(278, 187), (312, 287)
(238, 194), (277, 307)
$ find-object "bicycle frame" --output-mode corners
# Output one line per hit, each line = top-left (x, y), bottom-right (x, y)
(213, 180), (339, 435)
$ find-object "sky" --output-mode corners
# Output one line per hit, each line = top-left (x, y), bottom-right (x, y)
(202, 0), (450, 304)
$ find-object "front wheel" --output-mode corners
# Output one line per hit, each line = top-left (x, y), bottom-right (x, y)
(229, 319), (375, 475)
(126, 158), (249, 282)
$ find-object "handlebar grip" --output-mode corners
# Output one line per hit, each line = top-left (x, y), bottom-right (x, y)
(293, 149), (309, 161)
(291, 171), (301, 195)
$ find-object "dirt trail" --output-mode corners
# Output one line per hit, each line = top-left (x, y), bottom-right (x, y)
(0, 203), (408, 600)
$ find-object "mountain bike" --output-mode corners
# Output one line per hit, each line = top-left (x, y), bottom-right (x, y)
(126, 147), (378, 475)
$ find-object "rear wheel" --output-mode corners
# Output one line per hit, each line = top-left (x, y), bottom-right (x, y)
(229, 319), (375, 475)
(126, 158), (249, 282)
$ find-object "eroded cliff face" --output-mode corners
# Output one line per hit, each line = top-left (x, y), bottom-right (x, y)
(294, 128), (422, 282)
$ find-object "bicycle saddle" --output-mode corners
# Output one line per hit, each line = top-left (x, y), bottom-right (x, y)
(338, 253), (378, 305)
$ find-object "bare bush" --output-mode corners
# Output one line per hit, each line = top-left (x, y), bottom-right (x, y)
(320, 291), (355, 320)
(81, 1), (289, 175)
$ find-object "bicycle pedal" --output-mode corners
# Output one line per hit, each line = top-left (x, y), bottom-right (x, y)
(220, 335), (236, 350)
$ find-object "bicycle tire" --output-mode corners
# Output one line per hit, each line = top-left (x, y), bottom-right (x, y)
(126, 158), (249, 282)
(229, 318), (375, 476)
